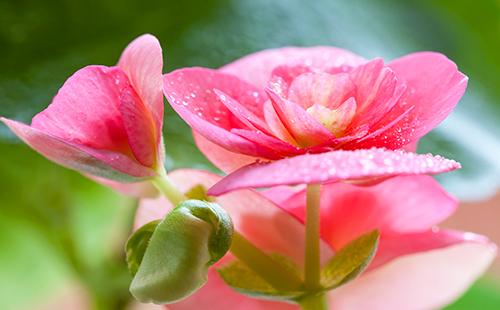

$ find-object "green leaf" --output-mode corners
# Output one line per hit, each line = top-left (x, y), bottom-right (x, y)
(125, 220), (160, 276)
(320, 230), (380, 290)
(217, 254), (305, 301)
(130, 200), (233, 304)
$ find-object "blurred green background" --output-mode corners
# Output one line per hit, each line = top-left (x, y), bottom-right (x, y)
(0, 0), (499, 309)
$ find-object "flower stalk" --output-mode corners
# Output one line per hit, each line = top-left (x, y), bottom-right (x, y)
(303, 184), (326, 310)
(152, 168), (187, 206)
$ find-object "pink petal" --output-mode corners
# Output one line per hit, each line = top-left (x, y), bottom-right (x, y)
(164, 67), (267, 130)
(359, 52), (468, 149)
(231, 128), (300, 156)
(2, 118), (155, 181)
(288, 72), (355, 110)
(262, 185), (305, 206)
(266, 89), (336, 147)
(208, 149), (461, 196)
(118, 34), (164, 145)
(31, 66), (132, 154)
(213, 89), (270, 133)
(370, 229), (489, 270)
(221, 47), (366, 88)
(263, 100), (299, 146)
(328, 240), (496, 310)
(119, 85), (157, 167)
(192, 132), (260, 173)
(164, 68), (279, 159)
(280, 175), (457, 249)
(348, 59), (404, 128)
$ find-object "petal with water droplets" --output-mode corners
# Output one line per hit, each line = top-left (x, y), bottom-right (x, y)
(208, 149), (461, 195)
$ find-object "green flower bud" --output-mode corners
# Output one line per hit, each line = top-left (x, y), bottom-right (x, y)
(127, 199), (233, 304)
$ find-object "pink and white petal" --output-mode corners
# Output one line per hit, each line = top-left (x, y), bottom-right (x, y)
(288, 72), (355, 110)
(232, 129), (301, 156)
(31, 65), (132, 153)
(213, 89), (270, 133)
(328, 239), (496, 310)
(369, 229), (490, 270)
(267, 89), (336, 147)
(164, 67), (267, 129)
(280, 175), (457, 249)
(118, 34), (164, 141)
(263, 100), (299, 146)
(363, 52), (468, 149)
(269, 65), (312, 97)
(262, 185), (305, 206)
(88, 175), (158, 198)
(348, 59), (402, 128)
(193, 132), (260, 173)
(119, 86), (158, 167)
(208, 149), (461, 196)
(221, 47), (366, 88)
(2, 118), (155, 181)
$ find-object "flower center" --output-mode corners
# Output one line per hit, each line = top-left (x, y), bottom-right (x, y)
(306, 97), (357, 137)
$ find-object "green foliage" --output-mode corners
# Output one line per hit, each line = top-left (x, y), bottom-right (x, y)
(218, 231), (379, 303)
(320, 230), (380, 290)
(218, 254), (304, 301)
(129, 200), (233, 304)
(125, 220), (160, 276)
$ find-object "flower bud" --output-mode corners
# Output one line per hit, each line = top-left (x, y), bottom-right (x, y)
(127, 199), (233, 304)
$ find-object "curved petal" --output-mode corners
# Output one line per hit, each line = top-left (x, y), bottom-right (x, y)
(288, 72), (355, 110)
(357, 52), (468, 149)
(266, 89), (336, 147)
(208, 149), (461, 196)
(370, 229), (489, 270)
(328, 240), (496, 310)
(347, 59), (404, 129)
(280, 175), (457, 249)
(119, 85), (157, 167)
(2, 118), (155, 181)
(193, 132), (260, 173)
(221, 46), (366, 88)
(164, 68), (279, 159)
(118, 34), (164, 143)
(31, 65), (132, 153)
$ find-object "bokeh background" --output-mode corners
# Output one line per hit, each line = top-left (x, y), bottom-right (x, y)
(0, 0), (499, 309)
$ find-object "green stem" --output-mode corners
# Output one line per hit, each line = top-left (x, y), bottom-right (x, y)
(304, 184), (321, 290)
(230, 232), (303, 291)
(152, 170), (187, 206)
(299, 293), (328, 310)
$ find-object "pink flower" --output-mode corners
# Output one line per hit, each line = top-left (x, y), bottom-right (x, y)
(163, 47), (467, 172)
(136, 169), (496, 310)
(1, 34), (164, 196)
(208, 148), (461, 196)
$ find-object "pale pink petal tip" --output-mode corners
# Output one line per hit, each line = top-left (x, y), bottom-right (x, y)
(208, 148), (461, 196)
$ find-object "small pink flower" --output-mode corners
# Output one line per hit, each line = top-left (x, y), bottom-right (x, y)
(135, 169), (496, 310)
(1, 34), (164, 196)
(163, 47), (467, 172)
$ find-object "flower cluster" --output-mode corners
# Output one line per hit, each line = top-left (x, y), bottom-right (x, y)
(2, 34), (495, 310)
